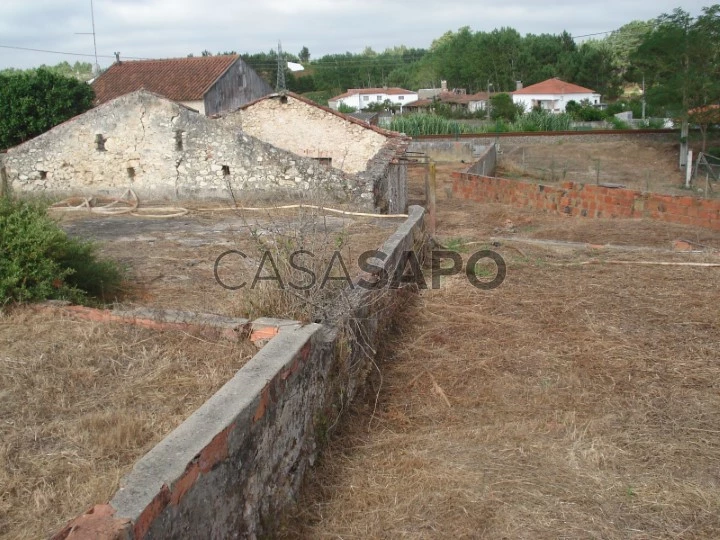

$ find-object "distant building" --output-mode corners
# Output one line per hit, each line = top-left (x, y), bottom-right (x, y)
(405, 91), (490, 113)
(92, 55), (272, 116)
(328, 87), (418, 111)
(512, 78), (600, 113)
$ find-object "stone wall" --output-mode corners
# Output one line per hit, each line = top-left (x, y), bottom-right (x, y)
(1, 90), (374, 206)
(53, 206), (427, 540)
(452, 171), (720, 231)
(227, 94), (392, 175)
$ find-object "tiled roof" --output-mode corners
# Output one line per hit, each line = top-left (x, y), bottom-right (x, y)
(513, 78), (597, 95)
(406, 91), (490, 108)
(329, 87), (417, 101)
(92, 55), (240, 104)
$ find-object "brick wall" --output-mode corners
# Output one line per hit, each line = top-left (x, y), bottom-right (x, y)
(452, 172), (720, 231)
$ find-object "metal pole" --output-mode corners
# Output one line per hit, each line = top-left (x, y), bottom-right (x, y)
(90, 0), (99, 74)
(428, 162), (437, 235)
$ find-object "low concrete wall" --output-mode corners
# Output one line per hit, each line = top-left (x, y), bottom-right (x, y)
(54, 206), (427, 540)
(452, 172), (720, 231)
(407, 140), (487, 162)
(466, 144), (497, 177)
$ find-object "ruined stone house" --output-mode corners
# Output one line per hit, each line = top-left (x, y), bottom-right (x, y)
(0, 90), (408, 211)
(224, 92), (408, 212)
(92, 55), (273, 116)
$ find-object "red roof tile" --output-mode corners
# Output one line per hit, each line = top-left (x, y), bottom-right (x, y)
(92, 55), (239, 104)
(329, 87), (416, 101)
(513, 78), (597, 95)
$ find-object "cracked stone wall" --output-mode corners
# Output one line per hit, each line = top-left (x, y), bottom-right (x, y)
(225, 94), (391, 174)
(1, 90), (374, 205)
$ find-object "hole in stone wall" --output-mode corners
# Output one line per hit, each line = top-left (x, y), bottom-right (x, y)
(127, 167), (136, 179)
(313, 157), (332, 170)
(222, 165), (230, 176)
(95, 134), (106, 151)
(39, 171), (47, 180)
(175, 130), (183, 151)
(280, 95), (288, 104)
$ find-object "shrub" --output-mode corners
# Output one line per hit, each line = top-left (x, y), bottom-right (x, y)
(608, 116), (632, 130)
(0, 198), (122, 304)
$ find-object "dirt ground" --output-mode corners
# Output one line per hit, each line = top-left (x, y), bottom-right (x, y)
(0, 308), (256, 540)
(278, 163), (720, 538)
(497, 139), (719, 199)
(57, 205), (399, 321)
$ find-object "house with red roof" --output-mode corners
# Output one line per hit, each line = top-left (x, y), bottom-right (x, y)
(328, 87), (418, 112)
(92, 55), (272, 116)
(512, 78), (600, 114)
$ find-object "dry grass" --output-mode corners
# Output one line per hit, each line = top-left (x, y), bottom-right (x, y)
(57, 205), (394, 319)
(278, 163), (720, 538)
(0, 308), (256, 540)
(497, 140), (713, 198)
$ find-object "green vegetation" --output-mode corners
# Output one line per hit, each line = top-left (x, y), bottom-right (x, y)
(0, 68), (94, 150)
(389, 114), (474, 136)
(0, 198), (122, 305)
(489, 93), (524, 122)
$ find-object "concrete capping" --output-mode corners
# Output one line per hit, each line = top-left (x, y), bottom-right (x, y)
(109, 323), (322, 525)
(52, 205), (428, 539)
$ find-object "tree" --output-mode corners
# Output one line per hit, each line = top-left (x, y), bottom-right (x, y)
(299, 46), (310, 63)
(489, 93), (523, 121)
(630, 6), (720, 118)
(0, 69), (95, 149)
(689, 104), (720, 151)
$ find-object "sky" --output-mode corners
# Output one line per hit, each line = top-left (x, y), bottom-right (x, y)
(0, 0), (712, 70)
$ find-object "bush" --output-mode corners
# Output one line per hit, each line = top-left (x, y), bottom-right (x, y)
(0, 198), (122, 304)
(607, 116), (632, 130)
(489, 93), (524, 122)
(511, 110), (572, 132)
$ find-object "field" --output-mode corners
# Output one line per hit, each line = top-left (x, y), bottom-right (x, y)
(0, 204), (399, 539)
(497, 139), (719, 198)
(278, 162), (720, 538)
(0, 309), (256, 540)
(58, 205), (398, 320)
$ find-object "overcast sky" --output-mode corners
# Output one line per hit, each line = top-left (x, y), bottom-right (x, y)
(0, 0), (712, 70)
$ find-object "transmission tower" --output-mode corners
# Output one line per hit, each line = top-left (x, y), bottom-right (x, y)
(276, 41), (286, 91)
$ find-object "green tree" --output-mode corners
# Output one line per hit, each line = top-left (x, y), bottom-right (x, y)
(489, 93), (523, 121)
(299, 46), (310, 63)
(630, 6), (720, 117)
(0, 68), (95, 150)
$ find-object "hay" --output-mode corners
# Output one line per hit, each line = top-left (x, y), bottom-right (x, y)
(277, 162), (720, 538)
(0, 308), (255, 539)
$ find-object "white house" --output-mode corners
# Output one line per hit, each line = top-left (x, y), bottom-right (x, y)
(329, 87), (418, 111)
(512, 78), (600, 114)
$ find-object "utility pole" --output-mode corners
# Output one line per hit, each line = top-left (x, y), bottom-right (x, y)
(641, 75), (646, 121)
(75, 0), (100, 75)
(276, 41), (286, 92)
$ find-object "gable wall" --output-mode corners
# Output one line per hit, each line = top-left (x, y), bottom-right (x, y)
(0, 91), (373, 205)
(228, 95), (390, 174)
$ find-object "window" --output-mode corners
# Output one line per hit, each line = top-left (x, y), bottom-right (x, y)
(127, 167), (135, 179)
(222, 165), (230, 176)
(174, 130), (183, 151)
(363, 95), (370, 101)
(95, 134), (106, 151)
(313, 157), (332, 169)
(398, 96), (404, 100)
(377, 95), (382, 101)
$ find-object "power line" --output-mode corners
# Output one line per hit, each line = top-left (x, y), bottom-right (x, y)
(0, 43), (148, 60)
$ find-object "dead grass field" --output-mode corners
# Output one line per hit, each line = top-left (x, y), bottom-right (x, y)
(0, 308), (256, 540)
(279, 163), (720, 538)
(497, 140), (718, 198)
(57, 205), (397, 320)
